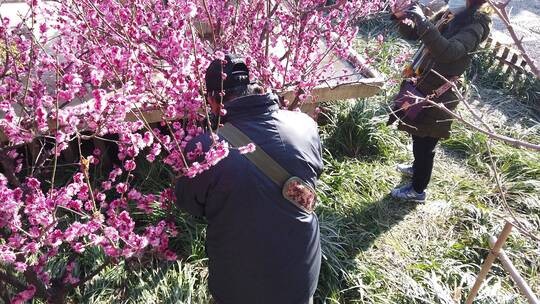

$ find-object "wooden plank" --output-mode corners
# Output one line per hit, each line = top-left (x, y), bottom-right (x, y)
(500, 46), (511, 73)
(486, 37), (493, 48)
(281, 78), (383, 105)
(509, 53), (519, 65)
(466, 222), (514, 304)
(486, 41), (503, 69)
(488, 236), (540, 304)
(516, 59), (529, 88)
(492, 41), (502, 56)
(125, 75), (384, 124)
(505, 52), (519, 80)
(2, 52), (383, 141)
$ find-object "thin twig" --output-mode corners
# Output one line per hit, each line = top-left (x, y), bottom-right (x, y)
(201, 0), (217, 48)
(425, 70), (540, 151)
(485, 141), (540, 241)
(51, 55), (60, 192)
(76, 133), (98, 214)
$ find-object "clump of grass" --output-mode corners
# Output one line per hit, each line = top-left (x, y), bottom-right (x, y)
(72, 258), (210, 304)
(320, 100), (401, 161)
(314, 153), (422, 303)
(438, 99), (540, 300)
(442, 125), (540, 210)
(443, 125), (539, 178)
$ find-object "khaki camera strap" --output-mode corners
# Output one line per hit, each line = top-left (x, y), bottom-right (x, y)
(219, 123), (290, 188)
(219, 122), (317, 214)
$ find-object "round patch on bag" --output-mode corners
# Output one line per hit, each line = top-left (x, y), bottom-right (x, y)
(282, 177), (317, 214)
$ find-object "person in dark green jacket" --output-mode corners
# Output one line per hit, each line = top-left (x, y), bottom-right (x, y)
(389, 0), (492, 202)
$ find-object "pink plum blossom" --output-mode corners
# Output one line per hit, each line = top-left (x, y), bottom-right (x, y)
(0, 0), (382, 301)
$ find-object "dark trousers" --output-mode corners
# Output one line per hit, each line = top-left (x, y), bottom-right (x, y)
(412, 135), (439, 193)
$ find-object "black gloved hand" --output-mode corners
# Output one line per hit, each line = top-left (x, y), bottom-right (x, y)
(405, 4), (427, 24)
(406, 4), (433, 36)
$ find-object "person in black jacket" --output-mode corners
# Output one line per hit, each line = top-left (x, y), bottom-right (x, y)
(389, 0), (491, 202)
(175, 54), (323, 304)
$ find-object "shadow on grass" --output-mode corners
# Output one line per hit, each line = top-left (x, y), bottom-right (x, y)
(354, 194), (418, 251)
(316, 191), (419, 302)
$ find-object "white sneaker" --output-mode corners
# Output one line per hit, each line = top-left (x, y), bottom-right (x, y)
(390, 184), (426, 203)
(396, 163), (414, 176)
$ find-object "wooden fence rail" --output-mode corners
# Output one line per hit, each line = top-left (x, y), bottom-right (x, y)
(480, 36), (534, 84)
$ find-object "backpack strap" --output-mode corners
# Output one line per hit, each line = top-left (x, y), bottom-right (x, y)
(219, 123), (290, 187)
(219, 123), (317, 214)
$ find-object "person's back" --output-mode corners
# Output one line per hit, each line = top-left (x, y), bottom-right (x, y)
(175, 55), (322, 304)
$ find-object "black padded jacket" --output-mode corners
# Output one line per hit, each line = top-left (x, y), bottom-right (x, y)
(175, 93), (323, 304)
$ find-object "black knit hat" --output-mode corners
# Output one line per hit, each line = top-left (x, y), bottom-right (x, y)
(205, 54), (251, 95)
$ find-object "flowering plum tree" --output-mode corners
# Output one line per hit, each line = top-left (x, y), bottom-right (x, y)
(0, 0), (384, 302)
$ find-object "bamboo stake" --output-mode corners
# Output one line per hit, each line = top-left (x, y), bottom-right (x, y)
(465, 221), (514, 304)
(488, 236), (540, 304)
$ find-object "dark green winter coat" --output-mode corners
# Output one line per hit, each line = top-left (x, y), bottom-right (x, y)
(394, 9), (491, 139)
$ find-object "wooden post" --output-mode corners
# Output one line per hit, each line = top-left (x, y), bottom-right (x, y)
(520, 60), (529, 74)
(507, 53), (519, 82)
(516, 57), (527, 91)
(491, 41), (502, 70)
(482, 36), (493, 49)
(465, 221), (514, 304)
(500, 47), (511, 73)
(488, 236), (540, 304)
(483, 37), (496, 68)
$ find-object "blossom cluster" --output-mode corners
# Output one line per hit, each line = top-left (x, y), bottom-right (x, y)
(0, 0), (383, 301)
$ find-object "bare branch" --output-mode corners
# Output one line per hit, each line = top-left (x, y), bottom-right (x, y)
(425, 70), (540, 151)
(423, 97), (540, 151)
(485, 141), (540, 242)
(487, 0), (540, 78)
